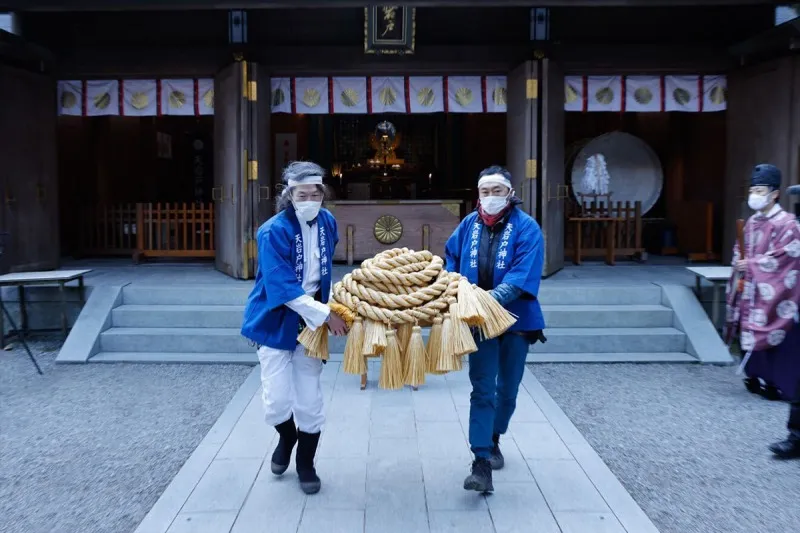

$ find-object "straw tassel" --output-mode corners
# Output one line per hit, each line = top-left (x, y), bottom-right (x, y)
(436, 312), (460, 373)
(403, 325), (427, 387)
(379, 330), (404, 390)
(342, 317), (366, 375)
(298, 325), (329, 361)
(396, 322), (414, 354)
(362, 319), (388, 357)
(450, 302), (478, 357)
(426, 316), (446, 375)
(456, 277), (485, 327)
(473, 286), (517, 339)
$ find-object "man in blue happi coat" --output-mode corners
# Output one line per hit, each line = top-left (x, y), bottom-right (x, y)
(241, 161), (348, 495)
(445, 165), (546, 493)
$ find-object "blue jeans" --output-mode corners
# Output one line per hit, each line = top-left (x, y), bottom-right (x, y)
(468, 333), (529, 459)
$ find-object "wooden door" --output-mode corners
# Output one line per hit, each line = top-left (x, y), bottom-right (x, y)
(540, 58), (566, 276)
(506, 61), (538, 215)
(214, 60), (272, 279)
(0, 64), (59, 273)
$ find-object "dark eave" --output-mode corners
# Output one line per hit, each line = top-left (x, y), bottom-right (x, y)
(729, 18), (800, 64)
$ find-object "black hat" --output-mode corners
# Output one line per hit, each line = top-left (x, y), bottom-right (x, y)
(751, 164), (782, 189)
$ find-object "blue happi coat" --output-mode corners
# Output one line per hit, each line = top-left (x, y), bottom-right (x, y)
(445, 208), (545, 332)
(241, 207), (338, 350)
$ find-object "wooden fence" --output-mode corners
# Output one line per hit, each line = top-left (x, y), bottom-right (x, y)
(79, 202), (215, 260)
(565, 199), (644, 264)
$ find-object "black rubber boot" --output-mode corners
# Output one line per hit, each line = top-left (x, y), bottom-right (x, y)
(463, 458), (494, 493)
(296, 430), (322, 494)
(769, 434), (800, 459)
(489, 433), (505, 471)
(743, 377), (761, 395)
(270, 416), (298, 475)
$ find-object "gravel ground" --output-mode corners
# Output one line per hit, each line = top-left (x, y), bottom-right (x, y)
(0, 338), (254, 533)
(531, 363), (800, 533)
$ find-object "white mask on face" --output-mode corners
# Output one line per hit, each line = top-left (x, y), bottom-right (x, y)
(747, 193), (772, 211)
(293, 201), (322, 223)
(480, 194), (510, 216)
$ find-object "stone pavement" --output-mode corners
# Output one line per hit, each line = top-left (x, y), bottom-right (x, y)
(135, 363), (661, 533)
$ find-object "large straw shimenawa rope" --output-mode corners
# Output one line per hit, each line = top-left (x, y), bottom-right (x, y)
(298, 248), (516, 390)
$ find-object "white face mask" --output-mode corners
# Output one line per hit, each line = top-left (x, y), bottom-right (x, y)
(293, 201), (322, 223)
(480, 194), (510, 216)
(747, 193), (772, 211)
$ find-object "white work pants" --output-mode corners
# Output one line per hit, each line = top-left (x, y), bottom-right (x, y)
(257, 344), (325, 433)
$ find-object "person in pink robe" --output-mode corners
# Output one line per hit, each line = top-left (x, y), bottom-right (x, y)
(724, 164), (800, 458)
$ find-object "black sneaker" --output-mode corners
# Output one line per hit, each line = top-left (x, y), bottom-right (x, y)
(489, 434), (504, 470)
(769, 434), (800, 459)
(463, 458), (494, 493)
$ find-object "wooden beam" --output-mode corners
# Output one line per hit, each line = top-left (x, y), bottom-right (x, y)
(7, 0), (785, 11)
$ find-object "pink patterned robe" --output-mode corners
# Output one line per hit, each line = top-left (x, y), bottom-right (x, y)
(725, 207), (800, 399)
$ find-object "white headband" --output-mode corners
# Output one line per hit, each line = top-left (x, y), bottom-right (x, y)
(478, 173), (512, 190)
(287, 175), (324, 187)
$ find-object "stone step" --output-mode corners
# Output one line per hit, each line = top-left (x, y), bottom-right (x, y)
(99, 326), (686, 354)
(120, 284), (664, 306)
(111, 303), (674, 329)
(527, 352), (697, 363)
(90, 352), (257, 364)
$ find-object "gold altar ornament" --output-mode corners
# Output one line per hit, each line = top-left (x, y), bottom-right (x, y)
(673, 87), (691, 106)
(272, 88), (285, 107)
(169, 90), (186, 108)
(634, 87), (653, 105)
(710, 85), (726, 105)
(94, 92), (111, 110)
(379, 86), (397, 106)
(417, 87), (435, 107)
(303, 88), (321, 108)
(374, 215), (403, 245)
(131, 92), (149, 110)
(341, 88), (361, 107)
(595, 87), (614, 105)
(203, 89), (214, 109)
(493, 87), (507, 106)
(60, 91), (77, 109)
(565, 83), (579, 104)
(455, 87), (473, 107)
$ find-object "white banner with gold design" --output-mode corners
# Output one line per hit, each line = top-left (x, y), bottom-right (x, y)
(703, 75), (727, 112)
(271, 78), (292, 113)
(371, 77), (406, 114)
(586, 76), (622, 112)
(408, 76), (444, 113)
(484, 76), (507, 113)
(332, 77), (368, 114)
(624, 76), (662, 112)
(665, 75), (700, 112)
(85, 80), (119, 116)
(57, 81), (83, 116)
(564, 76), (584, 112)
(196, 79), (214, 115)
(122, 79), (157, 116)
(447, 76), (483, 113)
(295, 77), (329, 114)
(161, 79), (195, 116)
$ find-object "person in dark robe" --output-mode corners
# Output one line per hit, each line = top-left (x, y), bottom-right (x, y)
(241, 161), (348, 495)
(445, 165), (546, 493)
(725, 164), (800, 404)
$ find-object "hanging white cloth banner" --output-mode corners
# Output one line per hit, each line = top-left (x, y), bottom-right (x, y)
(271, 78), (292, 114)
(564, 76), (585, 112)
(703, 75), (727, 112)
(85, 80), (119, 116)
(665, 75), (701, 112)
(586, 76), (622, 112)
(625, 76), (662, 112)
(196, 79), (214, 115)
(122, 79), (157, 116)
(295, 77), (329, 114)
(408, 76), (444, 113)
(370, 77), (407, 114)
(161, 79), (196, 116)
(57, 81), (83, 116)
(332, 77), (368, 114)
(484, 76), (507, 113)
(447, 76), (483, 113)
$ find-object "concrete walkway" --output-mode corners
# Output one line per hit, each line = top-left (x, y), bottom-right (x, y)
(134, 363), (660, 533)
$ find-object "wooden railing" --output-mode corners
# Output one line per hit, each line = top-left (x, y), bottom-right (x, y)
(565, 199), (644, 264)
(79, 202), (215, 260)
